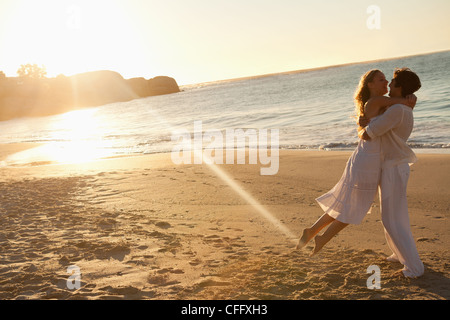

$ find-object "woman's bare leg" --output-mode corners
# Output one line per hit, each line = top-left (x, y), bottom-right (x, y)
(312, 220), (349, 255)
(296, 213), (335, 249)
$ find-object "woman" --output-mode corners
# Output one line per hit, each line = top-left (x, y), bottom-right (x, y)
(296, 69), (416, 254)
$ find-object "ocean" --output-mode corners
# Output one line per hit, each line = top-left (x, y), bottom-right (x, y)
(1, 50), (449, 166)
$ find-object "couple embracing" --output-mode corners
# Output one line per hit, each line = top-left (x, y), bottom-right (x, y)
(297, 67), (424, 278)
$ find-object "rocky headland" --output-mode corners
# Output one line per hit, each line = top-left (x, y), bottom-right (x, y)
(0, 70), (180, 121)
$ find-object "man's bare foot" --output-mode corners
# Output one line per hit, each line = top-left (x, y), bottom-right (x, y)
(296, 228), (314, 250)
(311, 235), (326, 255)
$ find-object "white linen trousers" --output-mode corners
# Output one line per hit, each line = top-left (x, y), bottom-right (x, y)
(379, 162), (424, 278)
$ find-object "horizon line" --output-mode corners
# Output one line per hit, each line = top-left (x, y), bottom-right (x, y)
(180, 48), (450, 87)
(2, 48), (448, 87)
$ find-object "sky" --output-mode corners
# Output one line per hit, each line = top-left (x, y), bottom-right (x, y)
(0, 0), (449, 85)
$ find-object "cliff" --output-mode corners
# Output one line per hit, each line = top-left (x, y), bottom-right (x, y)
(0, 71), (180, 121)
(127, 76), (180, 98)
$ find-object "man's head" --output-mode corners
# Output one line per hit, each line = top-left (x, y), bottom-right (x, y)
(388, 68), (421, 98)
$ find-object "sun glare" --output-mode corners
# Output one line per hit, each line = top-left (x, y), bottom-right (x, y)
(3, 108), (114, 166)
(42, 108), (113, 164)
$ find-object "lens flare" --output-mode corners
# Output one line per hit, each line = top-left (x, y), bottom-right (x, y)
(146, 107), (297, 243)
(203, 152), (297, 242)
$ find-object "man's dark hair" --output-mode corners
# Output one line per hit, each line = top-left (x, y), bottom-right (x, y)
(393, 68), (421, 97)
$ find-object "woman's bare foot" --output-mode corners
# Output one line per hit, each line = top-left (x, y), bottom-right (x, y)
(391, 269), (406, 279)
(296, 228), (314, 250)
(311, 235), (326, 255)
(386, 254), (400, 263)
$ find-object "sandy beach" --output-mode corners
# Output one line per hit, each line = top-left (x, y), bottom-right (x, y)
(0, 144), (448, 300)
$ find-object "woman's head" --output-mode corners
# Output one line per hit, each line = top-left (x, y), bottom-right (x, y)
(354, 69), (388, 116)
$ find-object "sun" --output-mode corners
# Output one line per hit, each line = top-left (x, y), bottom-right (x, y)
(0, 0), (148, 78)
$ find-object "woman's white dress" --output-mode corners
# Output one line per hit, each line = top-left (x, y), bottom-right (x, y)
(316, 128), (381, 225)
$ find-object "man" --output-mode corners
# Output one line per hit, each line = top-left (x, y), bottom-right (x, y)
(360, 68), (424, 278)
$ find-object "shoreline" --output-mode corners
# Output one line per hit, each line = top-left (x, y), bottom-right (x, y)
(1, 142), (449, 169)
(0, 144), (448, 300)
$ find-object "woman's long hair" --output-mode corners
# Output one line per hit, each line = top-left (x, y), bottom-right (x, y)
(354, 69), (382, 117)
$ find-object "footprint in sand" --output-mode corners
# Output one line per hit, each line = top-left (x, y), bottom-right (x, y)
(155, 221), (172, 229)
(189, 258), (202, 266)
